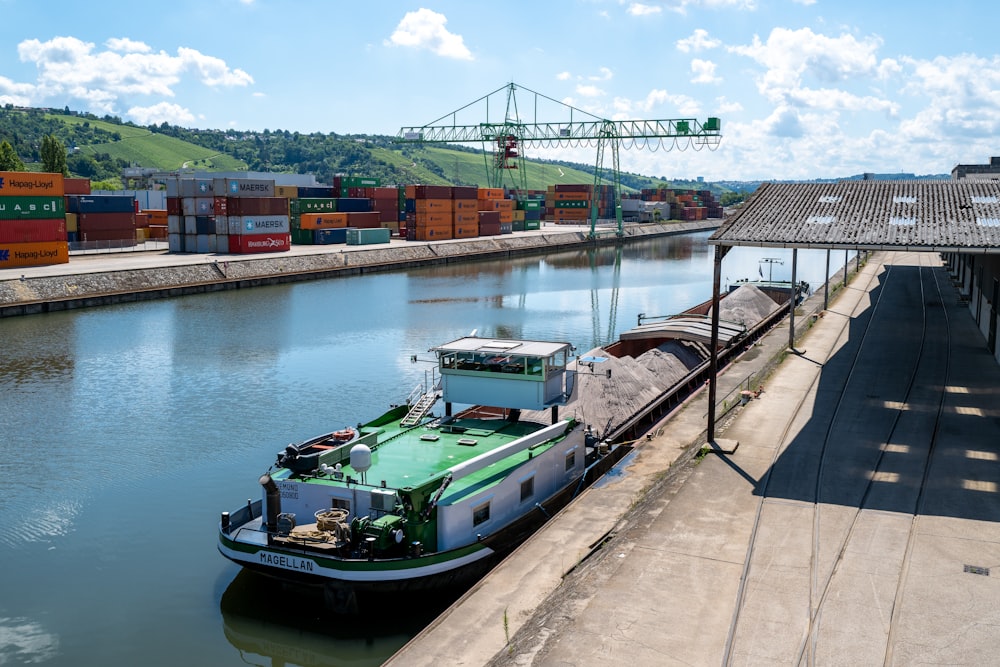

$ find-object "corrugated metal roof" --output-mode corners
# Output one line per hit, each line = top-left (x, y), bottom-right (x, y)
(432, 337), (572, 358)
(619, 315), (746, 346)
(709, 181), (1000, 252)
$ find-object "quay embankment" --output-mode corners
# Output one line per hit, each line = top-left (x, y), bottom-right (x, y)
(0, 221), (717, 317)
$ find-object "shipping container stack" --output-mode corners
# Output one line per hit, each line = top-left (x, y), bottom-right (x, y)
(477, 187), (513, 235)
(65, 194), (137, 246)
(515, 191), (545, 231)
(546, 184), (591, 224)
(166, 177), (290, 254)
(405, 185), (454, 241)
(0, 171), (69, 269)
(452, 186), (479, 239)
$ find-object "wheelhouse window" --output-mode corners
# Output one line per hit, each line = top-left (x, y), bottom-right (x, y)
(330, 497), (350, 512)
(520, 476), (535, 502)
(472, 501), (491, 526)
(565, 450), (576, 472)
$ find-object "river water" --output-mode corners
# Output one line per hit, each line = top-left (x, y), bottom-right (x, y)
(0, 232), (851, 666)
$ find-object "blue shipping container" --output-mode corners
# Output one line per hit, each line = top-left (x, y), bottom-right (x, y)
(66, 195), (136, 214)
(335, 198), (370, 213)
(313, 228), (348, 244)
(297, 186), (336, 198)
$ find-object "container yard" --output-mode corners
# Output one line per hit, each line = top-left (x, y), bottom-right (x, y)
(0, 171), (69, 269)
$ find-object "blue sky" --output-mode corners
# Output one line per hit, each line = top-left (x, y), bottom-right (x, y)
(1, 0), (997, 181)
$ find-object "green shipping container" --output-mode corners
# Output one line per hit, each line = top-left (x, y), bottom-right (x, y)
(296, 198), (338, 214)
(512, 221), (525, 232)
(346, 227), (391, 245)
(291, 228), (314, 245)
(517, 200), (542, 210)
(342, 176), (381, 188)
(524, 220), (541, 231)
(554, 200), (589, 209)
(0, 196), (66, 220)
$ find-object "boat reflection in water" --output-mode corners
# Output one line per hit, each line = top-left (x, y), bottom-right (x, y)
(221, 570), (458, 667)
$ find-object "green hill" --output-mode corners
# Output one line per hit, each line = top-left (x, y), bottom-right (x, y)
(0, 106), (727, 195)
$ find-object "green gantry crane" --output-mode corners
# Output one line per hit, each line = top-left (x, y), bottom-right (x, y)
(395, 82), (721, 238)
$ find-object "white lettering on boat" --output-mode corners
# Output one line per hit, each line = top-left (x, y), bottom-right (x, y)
(260, 552), (315, 572)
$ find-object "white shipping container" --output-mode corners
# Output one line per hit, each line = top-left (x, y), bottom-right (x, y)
(214, 216), (229, 236)
(185, 233), (198, 252)
(179, 179), (215, 198)
(228, 215), (290, 235)
(217, 234), (228, 253)
(168, 215), (182, 234)
(184, 216), (198, 235)
(168, 233), (184, 253)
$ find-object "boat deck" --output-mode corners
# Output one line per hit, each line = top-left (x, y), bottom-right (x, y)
(279, 414), (564, 501)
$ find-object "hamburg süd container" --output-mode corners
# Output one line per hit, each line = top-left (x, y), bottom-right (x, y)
(226, 232), (290, 254)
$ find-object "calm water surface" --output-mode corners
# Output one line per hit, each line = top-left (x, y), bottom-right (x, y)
(0, 233), (850, 666)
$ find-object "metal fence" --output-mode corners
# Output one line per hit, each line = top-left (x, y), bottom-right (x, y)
(68, 240), (169, 255)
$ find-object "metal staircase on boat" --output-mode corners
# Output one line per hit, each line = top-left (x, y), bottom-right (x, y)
(400, 390), (440, 427)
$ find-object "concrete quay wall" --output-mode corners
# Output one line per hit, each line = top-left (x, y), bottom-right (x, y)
(0, 222), (717, 317)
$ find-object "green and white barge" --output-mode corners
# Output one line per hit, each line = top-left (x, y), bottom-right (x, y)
(218, 336), (619, 604)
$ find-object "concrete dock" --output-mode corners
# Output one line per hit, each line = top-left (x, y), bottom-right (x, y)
(386, 251), (1000, 666)
(0, 221), (715, 316)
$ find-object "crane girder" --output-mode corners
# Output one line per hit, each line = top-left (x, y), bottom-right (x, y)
(396, 117), (720, 144)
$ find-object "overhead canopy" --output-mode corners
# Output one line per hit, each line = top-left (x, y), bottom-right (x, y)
(709, 180), (1000, 253)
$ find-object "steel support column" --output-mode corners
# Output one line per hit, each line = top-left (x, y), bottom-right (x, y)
(707, 244), (729, 442)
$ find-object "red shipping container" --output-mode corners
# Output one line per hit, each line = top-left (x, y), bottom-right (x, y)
(78, 212), (136, 232)
(346, 212), (381, 228)
(0, 218), (66, 243)
(414, 185), (452, 199)
(478, 222), (501, 236)
(213, 197), (228, 216)
(63, 178), (91, 195)
(451, 186), (478, 199)
(226, 197), (289, 216)
(166, 197), (181, 215)
(226, 233), (290, 254)
(477, 211), (501, 225)
(81, 229), (137, 244)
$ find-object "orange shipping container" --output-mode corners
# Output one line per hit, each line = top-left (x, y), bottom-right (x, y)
(479, 199), (514, 212)
(412, 224), (453, 241)
(146, 210), (169, 224)
(414, 199), (452, 213)
(499, 211), (514, 224)
(300, 212), (347, 229)
(553, 191), (589, 201)
(0, 172), (64, 197)
(412, 212), (451, 226)
(477, 188), (504, 199)
(0, 240), (69, 268)
(453, 212), (479, 225)
(452, 222), (478, 239)
(453, 199), (478, 211)
(275, 185), (299, 198)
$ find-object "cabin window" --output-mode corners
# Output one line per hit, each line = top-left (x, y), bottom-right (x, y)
(472, 501), (491, 526)
(520, 476), (535, 502)
(565, 450), (576, 472)
(330, 498), (351, 512)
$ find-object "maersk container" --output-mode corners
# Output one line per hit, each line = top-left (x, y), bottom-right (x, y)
(170, 178), (214, 198)
(0, 196), (66, 220)
(213, 178), (275, 198)
(227, 215), (291, 236)
(346, 227), (390, 245)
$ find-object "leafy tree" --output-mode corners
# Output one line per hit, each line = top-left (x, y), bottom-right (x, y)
(40, 134), (68, 175)
(0, 140), (26, 171)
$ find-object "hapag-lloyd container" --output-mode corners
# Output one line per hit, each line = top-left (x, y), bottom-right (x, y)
(0, 240), (69, 267)
(0, 171), (64, 197)
(0, 197), (66, 220)
(227, 215), (291, 236)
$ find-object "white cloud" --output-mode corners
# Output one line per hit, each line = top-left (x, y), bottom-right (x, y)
(385, 8), (473, 61)
(127, 102), (196, 126)
(104, 38), (151, 54)
(715, 97), (743, 114)
(691, 59), (720, 84)
(576, 84), (605, 98)
(897, 54), (1000, 140)
(556, 71), (571, 81)
(12, 36), (253, 115)
(667, 0), (758, 15)
(628, 3), (662, 16)
(589, 67), (614, 81)
(676, 29), (721, 53)
(0, 74), (35, 106)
